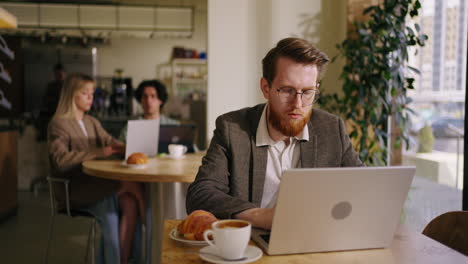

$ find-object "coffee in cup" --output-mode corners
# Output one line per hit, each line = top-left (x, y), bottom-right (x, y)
(168, 144), (187, 158)
(203, 219), (251, 260)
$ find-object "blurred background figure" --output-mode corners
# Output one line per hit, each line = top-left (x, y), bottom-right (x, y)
(119, 79), (179, 142)
(44, 63), (66, 113)
(36, 63), (66, 141)
(48, 73), (145, 264)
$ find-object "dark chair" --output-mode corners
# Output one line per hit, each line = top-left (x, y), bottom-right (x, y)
(43, 176), (97, 264)
(422, 211), (468, 256)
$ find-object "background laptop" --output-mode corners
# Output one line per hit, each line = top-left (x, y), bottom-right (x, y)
(158, 124), (197, 154)
(125, 119), (159, 159)
(251, 166), (415, 255)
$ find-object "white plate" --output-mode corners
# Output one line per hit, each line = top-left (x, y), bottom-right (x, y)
(120, 161), (148, 170)
(199, 245), (263, 264)
(169, 228), (210, 246)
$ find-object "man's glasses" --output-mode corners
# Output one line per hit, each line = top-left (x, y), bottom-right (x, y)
(276, 87), (320, 106)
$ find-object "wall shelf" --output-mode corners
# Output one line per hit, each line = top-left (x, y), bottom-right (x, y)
(171, 58), (207, 97)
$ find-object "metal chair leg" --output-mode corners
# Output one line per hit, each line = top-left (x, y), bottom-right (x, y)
(91, 219), (96, 264)
(46, 177), (98, 263)
(84, 219), (96, 264)
(43, 214), (56, 264)
(142, 223), (147, 263)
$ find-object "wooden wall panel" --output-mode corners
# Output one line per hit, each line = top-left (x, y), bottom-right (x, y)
(0, 129), (18, 220)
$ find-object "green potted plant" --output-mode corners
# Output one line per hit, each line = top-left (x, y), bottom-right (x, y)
(319, 0), (428, 165)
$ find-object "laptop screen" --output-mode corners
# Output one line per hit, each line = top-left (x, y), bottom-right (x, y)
(158, 124), (197, 154)
(252, 166), (415, 255)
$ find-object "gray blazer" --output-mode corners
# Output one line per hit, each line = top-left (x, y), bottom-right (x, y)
(186, 104), (362, 219)
(48, 115), (121, 209)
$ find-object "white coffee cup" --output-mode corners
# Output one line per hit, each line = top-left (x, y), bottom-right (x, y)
(203, 219), (251, 260)
(168, 144), (187, 158)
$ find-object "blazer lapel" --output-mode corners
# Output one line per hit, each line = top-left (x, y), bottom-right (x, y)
(70, 117), (89, 149)
(299, 135), (317, 168)
(83, 115), (96, 146)
(299, 116), (318, 168)
(247, 104), (268, 206)
(251, 144), (267, 205)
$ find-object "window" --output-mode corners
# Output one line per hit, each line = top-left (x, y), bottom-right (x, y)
(404, 0), (466, 231)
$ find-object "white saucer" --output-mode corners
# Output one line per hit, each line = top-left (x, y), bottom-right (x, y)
(199, 245), (263, 264)
(169, 228), (210, 246)
(167, 154), (186, 160)
(120, 161), (148, 170)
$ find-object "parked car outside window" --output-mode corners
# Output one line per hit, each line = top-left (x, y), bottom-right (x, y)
(431, 117), (464, 138)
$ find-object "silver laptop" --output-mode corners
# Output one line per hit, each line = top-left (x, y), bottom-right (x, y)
(251, 166), (415, 255)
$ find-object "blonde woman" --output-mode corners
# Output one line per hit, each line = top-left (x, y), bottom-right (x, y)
(48, 73), (145, 264)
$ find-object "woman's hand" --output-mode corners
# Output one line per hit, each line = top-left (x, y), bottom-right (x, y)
(110, 143), (125, 154)
(103, 144), (125, 156)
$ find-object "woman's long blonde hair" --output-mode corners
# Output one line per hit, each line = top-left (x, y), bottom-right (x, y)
(53, 73), (94, 120)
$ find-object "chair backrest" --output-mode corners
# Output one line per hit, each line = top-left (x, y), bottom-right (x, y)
(47, 176), (95, 218)
(422, 211), (468, 256)
(47, 176), (72, 216)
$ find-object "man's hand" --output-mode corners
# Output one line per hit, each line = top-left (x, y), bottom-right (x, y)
(234, 208), (275, 230)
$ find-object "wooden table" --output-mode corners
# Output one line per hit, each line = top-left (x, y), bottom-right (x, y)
(82, 152), (204, 264)
(162, 220), (468, 264)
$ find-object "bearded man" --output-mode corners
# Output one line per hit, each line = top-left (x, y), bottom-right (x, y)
(186, 38), (363, 230)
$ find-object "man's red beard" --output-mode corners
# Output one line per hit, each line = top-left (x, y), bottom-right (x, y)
(268, 106), (312, 137)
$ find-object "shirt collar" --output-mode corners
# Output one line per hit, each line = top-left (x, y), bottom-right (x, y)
(256, 104), (309, 147)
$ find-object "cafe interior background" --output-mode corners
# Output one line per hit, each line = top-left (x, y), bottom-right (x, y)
(0, 0), (466, 262)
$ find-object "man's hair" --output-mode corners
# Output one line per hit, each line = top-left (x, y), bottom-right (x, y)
(262, 38), (330, 85)
(134, 80), (168, 109)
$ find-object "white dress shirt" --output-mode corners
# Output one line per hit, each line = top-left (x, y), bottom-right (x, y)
(256, 104), (309, 208)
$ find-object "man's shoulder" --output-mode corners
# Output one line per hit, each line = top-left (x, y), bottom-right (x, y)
(217, 104), (265, 123)
(310, 108), (341, 123)
(214, 104), (265, 137)
(160, 114), (180, 125)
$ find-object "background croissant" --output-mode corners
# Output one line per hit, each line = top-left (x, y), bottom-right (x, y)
(127, 152), (148, 164)
(177, 210), (218, 241)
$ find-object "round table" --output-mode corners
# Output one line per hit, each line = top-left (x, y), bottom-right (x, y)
(83, 152), (203, 183)
(82, 152), (204, 264)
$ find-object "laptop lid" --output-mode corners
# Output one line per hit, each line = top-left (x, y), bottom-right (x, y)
(252, 166), (415, 255)
(158, 124), (197, 154)
(125, 119), (159, 159)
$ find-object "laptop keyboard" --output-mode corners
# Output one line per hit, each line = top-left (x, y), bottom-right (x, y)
(260, 234), (271, 244)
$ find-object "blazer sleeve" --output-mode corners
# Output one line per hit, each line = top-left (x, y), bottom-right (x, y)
(48, 119), (108, 173)
(186, 116), (257, 219)
(91, 117), (122, 146)
(338, 118), (363, 167)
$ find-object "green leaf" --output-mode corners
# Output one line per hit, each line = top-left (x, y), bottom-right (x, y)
(406, 26), (415, 36)
(415, 0), (422, 9)
(332, 0), (425, 166)
(415, 23), (421, 32)
(407, 66), (420, 74)
(382, 71), (391, 80)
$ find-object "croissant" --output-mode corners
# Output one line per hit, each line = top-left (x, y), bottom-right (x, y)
(177, 210), (218, 241)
